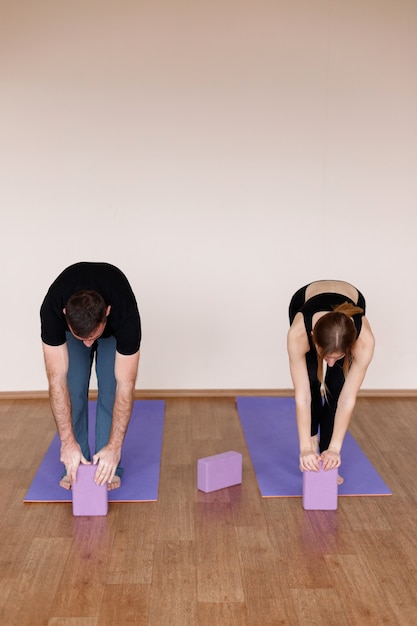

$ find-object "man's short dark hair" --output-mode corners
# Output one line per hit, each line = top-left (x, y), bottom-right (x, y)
(65, 290), (107, 338)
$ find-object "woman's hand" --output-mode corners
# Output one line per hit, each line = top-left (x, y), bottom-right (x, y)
(321, 448), (341, 470)
(299, 448), (321, 472)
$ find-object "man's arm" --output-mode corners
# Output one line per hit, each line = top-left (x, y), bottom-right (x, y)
(41, 341), (89, 483)
(92, 350), (140, 486)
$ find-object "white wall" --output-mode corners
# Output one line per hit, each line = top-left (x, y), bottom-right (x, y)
(1, 0), (416, 392)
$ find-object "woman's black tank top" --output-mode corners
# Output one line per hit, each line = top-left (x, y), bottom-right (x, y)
(290, 285), (366, 351)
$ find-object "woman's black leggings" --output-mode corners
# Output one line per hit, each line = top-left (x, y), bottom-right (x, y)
(305, 349), (345, 452)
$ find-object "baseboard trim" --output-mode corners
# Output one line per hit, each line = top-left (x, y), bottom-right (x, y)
(1, 388), (417, 400)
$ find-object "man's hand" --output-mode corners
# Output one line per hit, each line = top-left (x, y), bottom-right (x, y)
(321, 448), (341, 470)
(92, 445), (121, 486)
(299, 448), (321, 472)
(60, 440), (90, 484)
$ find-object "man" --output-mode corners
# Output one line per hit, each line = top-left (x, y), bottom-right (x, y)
(40, 262), (141, 490)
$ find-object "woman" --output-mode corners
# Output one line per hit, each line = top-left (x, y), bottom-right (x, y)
(287, 280), (375, 478)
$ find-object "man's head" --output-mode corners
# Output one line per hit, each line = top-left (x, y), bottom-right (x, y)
(64, 290), (110, 345)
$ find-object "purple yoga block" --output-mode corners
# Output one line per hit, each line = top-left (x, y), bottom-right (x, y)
(302, 462), (338, 510)
(197, 451), (242, 493)
(72, 464), (108, 516)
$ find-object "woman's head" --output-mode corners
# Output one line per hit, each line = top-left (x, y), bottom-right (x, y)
(312, 302), (364, 384)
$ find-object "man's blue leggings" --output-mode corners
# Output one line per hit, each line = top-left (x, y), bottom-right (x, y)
(65, 331), (123, 477)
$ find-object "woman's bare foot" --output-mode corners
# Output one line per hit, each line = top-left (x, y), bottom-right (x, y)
(59, 475), (121, 490)
(338, 474), (344, 485)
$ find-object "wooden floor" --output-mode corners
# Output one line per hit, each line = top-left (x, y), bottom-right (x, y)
(1, 396), (417, 625)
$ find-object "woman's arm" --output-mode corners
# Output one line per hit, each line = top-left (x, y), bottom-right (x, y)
(321, 318), (375, 469)
(287, 320), (321, 471)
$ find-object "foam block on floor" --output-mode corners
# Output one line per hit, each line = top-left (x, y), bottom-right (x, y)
(302, 462), (338, 510)
(197, 451), (242, 493)
(72, 464), (108, 516)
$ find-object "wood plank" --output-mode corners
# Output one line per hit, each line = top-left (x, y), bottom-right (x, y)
(324, 553), (399, 624)
(291, 588), (349, 626)
(148, 540), (197, 626)
(48, 619), (98, 626)
(195, 501), (245, 603)
(197, 602), (249, 625)
(106, 503), (157, 585)
(50, 516), (117, 619)
(97, 584), (150, 626)
(2, 537), (72, 626)
(236, 525), (295, 625)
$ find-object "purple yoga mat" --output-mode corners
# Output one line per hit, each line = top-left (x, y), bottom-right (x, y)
(236, 396), (392, 497)
(24, 399), (165, 503)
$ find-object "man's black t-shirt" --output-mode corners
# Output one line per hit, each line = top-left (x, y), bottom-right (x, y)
(41, 262), (141, 355)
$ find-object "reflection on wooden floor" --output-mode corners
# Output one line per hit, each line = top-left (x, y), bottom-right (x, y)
(1, 396), (416, 625)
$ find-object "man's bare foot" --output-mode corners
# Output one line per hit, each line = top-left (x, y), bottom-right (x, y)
(59, 475), (121, 490)
(60, 475), (72, 490)
(338, 474), (344, 485)
(108, 476), (121, 491)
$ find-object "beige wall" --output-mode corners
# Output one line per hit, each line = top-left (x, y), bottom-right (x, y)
(1, 0), (416, 391)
